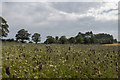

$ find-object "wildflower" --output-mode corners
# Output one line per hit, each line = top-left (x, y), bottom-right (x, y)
(115, 61), (118, 66)
(53, 69), (55, 71)
(7, 56), (9, 59)
(110, 60), (113, 63)
(24, 70), (28, 74)
(76, 71), (78, 73)
(110, 55), (112, 58)
(62, 60), (65, 63)
(49, 57), (51, 60)
(38, 63), (43, 71)
(33, 68), (35, 72)
(97, 57), (99, 60)
(106, 53), (109, 57)
(33, 56), (36, 60)
(50, 65), (53, 67)
(13, 74), (17, 78)
(6, 66), (10, 76)
(113, 50), (115, 53)
(34, 76), (38, 79)
(22, 53), (25, 57)
(37, 61), (41, 65)
(85, 58), (87, 61)
(69, 46), (71, 50)
(93, 67), (98, 71)
(66, 55), (69, 60)
(81, 60), (84, 63)
(16, 57), (18, 59)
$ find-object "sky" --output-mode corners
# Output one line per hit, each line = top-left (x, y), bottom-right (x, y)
(0, 0), (119, 42)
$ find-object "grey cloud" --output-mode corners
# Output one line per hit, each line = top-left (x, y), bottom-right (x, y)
(51, 2), (102, 13)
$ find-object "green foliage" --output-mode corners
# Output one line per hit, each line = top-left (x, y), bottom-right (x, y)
(75, 34), (84, 44)
(68, 37), (76, 44)
(84, 37), (90, 44)
(2, 38), (15, 42)
(32, 33), (41, 44)
(2, 42), (119, 78)
(15, 29), (31, 43)
(59, 36), (68, 44)
(94, 33), (114, 44)
(55, 36), (59, 44)
(113, 39), (117, 43)
(43, 31), (116, 44)
(44, 36), (56, 44)
(0, 16), (9, 38)
(29, 41), (33, 43)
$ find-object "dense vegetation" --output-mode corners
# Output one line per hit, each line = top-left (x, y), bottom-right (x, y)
(2, 29), (117, 44)
(44, 31), (117, 44)
(0, 16), (9, 37)
(2, 42), (119, 78)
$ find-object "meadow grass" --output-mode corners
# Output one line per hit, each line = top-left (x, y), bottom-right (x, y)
(2, 42), (119, 78)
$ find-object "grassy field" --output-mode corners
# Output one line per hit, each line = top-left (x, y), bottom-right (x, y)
(2, 42), (119, 78)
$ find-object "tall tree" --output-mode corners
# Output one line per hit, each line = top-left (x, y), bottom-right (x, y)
(59, 36), (68, 44)
(75, 33), (84, 44)
(94, 33), (114, 44)
(15, 29), (31, 43)
(0, 16), (9, 38)
(113, 39), (117, 43)
(55, 36), (59, 44)
(85, 31), (94, 44)
(32, 33), (41, 44)
(84, 37), (90, 44)
(44, 36), (56, 44)
(68, 37), (76, 44)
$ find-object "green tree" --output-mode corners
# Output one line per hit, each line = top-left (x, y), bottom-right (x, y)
(0, 16), (9, 38)
(90, 35), (94, 44)
(78, 32), (85, 37)
(59, 36), (68, 44)
(94, 33), (114, 44)
(55, 36), (59, 44)
(113, 39), (117, 43)
(15, 29), (31, 43)
(68, 37), (76, 44)
(75, 33), (84, 44)
(44, 36), (56, 44)
(84, 31), (94, 44)
(32, 33), (41, 44)
(84, 37), (90, 44)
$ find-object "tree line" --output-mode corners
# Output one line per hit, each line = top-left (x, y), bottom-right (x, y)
(3, 29), (118, 44)
(44, 31), (117, 44)
(0, 16), (117, 44)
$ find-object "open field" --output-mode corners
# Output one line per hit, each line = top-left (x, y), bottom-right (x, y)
(104, 43), (120, 46)
(2, 42), (119, 78)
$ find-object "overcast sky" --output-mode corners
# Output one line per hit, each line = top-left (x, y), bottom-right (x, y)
(1, 1), (119, 42)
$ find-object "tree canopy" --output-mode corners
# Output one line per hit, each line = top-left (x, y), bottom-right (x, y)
(0, 16), (9, 38)
(59, 36), (68, 44)
(43, 31), (117, 44)
(94, 33), (114, 44)
(15, 29), (31, 43)
(32, 33), (41, 44)
(44, 36), (56, 44)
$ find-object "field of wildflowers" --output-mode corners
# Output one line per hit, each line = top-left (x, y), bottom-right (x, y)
(2, 42), (119, 78)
